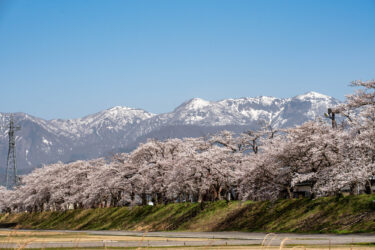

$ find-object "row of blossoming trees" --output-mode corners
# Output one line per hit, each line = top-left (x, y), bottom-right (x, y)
(1, 80), (375, 213)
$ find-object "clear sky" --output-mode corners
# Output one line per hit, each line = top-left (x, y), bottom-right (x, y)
(0, 0), (374, 119)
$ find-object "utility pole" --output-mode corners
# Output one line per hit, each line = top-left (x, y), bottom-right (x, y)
(6, 114), (21, 188)
(324, 108), (337, 129)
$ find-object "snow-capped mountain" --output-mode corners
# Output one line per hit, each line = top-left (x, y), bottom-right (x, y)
(0, 107), (155, 178)
(48, 106), (155, 139)
(0, 91), (340, 178)
(132, 91), (338, 136)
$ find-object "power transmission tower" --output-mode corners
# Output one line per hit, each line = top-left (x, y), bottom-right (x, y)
(6, 114), (21, 189)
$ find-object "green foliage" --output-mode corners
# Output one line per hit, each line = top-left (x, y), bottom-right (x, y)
(1, 195), (375, 233)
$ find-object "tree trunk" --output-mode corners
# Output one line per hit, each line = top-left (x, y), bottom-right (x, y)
(218, 186), (223, 200)
(212, 188), (218, 201)
(198, 191), (203, 203)
(367, 179), (373, 194)
(286, 186), (293, 199)
(141, 193), (147, 206)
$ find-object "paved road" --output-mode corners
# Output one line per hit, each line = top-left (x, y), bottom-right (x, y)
(1, 229), (375, 248)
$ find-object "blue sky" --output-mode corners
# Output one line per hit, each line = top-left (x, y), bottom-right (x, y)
(0, 0), (374, 119)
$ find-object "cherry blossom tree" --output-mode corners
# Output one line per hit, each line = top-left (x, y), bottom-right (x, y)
(3, 80), (375, 213)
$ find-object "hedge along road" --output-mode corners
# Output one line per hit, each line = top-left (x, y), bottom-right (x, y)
(1, 229), (375, 248)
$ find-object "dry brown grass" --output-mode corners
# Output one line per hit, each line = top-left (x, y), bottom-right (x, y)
(1, 230), (375, 249)
(0, 229), (216, 243)
(134, 247), (375, 250)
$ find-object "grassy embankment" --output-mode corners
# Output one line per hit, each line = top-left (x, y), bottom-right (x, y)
(1, 194), (375, 233)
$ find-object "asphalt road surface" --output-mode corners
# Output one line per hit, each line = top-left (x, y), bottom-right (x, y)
(1, 229), (375, 248)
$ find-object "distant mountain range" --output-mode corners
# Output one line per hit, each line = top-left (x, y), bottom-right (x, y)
(0, 91), (340, 177)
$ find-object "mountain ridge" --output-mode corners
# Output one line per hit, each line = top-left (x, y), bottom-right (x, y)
(0, 91), (340, 178)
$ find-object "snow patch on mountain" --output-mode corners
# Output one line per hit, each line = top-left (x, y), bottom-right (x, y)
(49, 106), (155, 138)
(296, 91), (332, 101)
(183, 98), (211, 110)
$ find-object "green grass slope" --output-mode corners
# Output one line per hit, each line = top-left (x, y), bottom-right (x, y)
(1, 194), (375, 233)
